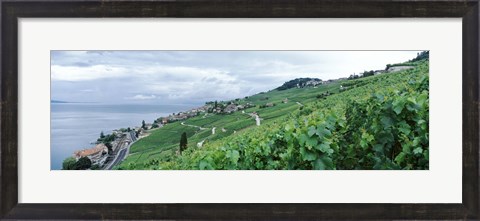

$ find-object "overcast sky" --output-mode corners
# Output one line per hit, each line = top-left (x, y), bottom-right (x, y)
(51, 51), (421, 105)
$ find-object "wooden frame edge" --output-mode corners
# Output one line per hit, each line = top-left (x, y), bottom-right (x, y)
(1, 0), (478, 220)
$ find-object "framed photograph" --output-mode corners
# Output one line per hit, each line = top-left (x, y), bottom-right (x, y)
(1, 0), (478, 220)
(50, 50), (430, 171)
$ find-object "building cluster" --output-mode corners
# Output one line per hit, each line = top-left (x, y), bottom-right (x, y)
(325, 77), (348, 83)
(214, 102), (254, 114)
(385, 65), (414, 73)
(73, 143), (108, 166)
(72, 131), (133, 167)
(163, 105), (209, 123)
(161, 102), (255, 123)
(294, 79), (325, 88)
(303, 79), (324, 87)
(212, 102), (255, 114)
(356, 65), (414, 78)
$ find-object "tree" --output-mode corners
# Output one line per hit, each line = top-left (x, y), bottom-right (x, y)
(62, 157), (77, 170)
(214, 100), (218, 109)
(410, 51), (429, 62)
(100, 131), (105, 139)
(362, 70), (375, 77)
(348, 74), (360, 80)
(105, 142), (113, 155)
(385, 64), (392, 70)
(179, 132), (188, 154)
(73, 157), (92, 170)
(142, 120), (146, 130)
(276, 78), (322, 90)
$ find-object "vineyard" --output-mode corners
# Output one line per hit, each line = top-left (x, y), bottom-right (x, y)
(116, 58), (429, 170)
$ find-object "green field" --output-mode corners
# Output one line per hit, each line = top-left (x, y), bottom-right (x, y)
(115, 78), (345, 169)
(116, 57), (429, 170)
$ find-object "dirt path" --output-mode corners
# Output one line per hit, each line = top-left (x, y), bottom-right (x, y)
(243, 112), (261, 126)
(181, 121), (208, 130)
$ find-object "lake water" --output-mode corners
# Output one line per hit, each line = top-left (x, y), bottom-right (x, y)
(51, 103), (197, 170)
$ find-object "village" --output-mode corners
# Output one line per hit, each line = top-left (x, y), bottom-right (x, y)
(71, 129), (137, 170)
(67, 100), (259, 169)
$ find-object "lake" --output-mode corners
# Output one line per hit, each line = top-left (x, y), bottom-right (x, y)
(51, 103), (197, 170)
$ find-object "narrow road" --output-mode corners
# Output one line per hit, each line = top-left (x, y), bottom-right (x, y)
(243, 112), (261, 126)
(181, 121), (208, 130)
(130, 130), (137, 142)
(105, 148), (128, 170)
(255, 115), (261, 126)
(197, 139), (205, 148)
(104, 132), (135, 170)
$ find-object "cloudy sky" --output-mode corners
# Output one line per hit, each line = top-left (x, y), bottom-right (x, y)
(51, 51), (421, 105)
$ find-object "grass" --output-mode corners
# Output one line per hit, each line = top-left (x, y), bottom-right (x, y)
(129, 121), (199, 154)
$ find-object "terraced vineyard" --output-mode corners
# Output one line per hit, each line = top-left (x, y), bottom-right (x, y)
(116, 59), (429, 170)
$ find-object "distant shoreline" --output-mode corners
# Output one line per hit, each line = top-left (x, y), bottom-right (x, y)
(51, 100), (98, 104)
(51, 100), (204, 106)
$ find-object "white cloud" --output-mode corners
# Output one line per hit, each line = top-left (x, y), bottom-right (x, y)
(51, 65), (129, 81)
(125, 94), (157, 100)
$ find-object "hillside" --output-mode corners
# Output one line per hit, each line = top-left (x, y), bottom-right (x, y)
(51, 100), (69, 103)
(116, 58), (429, 170)
(276, 78), (323, 90)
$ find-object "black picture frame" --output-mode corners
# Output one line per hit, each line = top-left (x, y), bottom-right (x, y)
(1, 0), (479, 220)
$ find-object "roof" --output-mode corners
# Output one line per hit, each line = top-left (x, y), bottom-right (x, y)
(74, 143), (107, 158)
